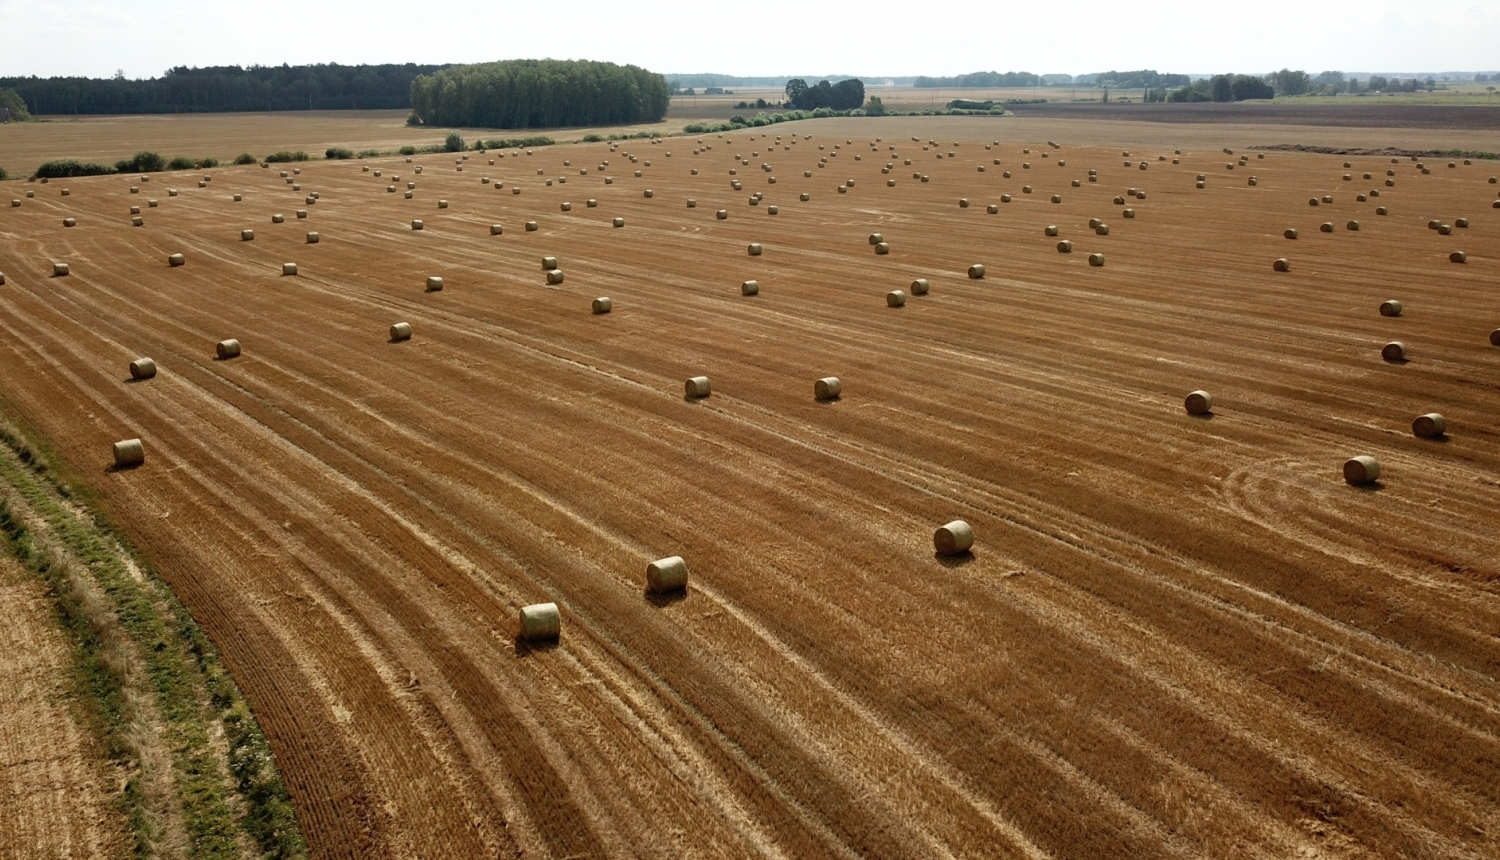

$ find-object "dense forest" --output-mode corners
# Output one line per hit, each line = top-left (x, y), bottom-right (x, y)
(0, 64), (443, 114)
(407, 60), (670, 129)
(913, 71), (1043, 88)
(784, 79), (866, 111)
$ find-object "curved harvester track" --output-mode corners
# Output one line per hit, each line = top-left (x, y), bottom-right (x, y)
(1, 128), (1498, 859)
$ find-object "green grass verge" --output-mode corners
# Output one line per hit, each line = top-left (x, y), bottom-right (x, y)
(0, 422), (305, 859)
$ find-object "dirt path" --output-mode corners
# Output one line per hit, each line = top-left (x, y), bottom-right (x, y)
(0, 124), (1497, 858)
(0, 552), (124, 859)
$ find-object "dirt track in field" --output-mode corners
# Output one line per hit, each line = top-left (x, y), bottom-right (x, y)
(1, 120), (1499, 858)
(0, 554), (124, 858)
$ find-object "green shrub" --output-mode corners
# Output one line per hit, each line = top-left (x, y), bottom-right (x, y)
(264, 150), (309, 163)
(443, 132), (465, 152)
(199, 157), (218, 168)
(729, 115), (747, 125)
(582, 133), (603, 142)
(167, 156), (196, 170)
(0, 166), (7, 181)
(325, 147), (355, 160)
(406, 111), (422, 126)
(479, 136), (555, 149)
(398, 145), (416, 155)
(358, 149), (380, 158)
(36, 160), (117, 178)
(233, 153), (257, 165)
(113, 151), (166, 173)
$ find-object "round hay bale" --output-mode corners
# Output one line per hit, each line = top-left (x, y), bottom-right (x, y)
(1438, 224), (1452, 235)
(1310, 198), (1320, 207)
(526, 221), (539, 231)
(1450, 251), (1467, 263)
(1284, 228), (1298, 239)
(546, 270), (565, 285)
(63, 217), (77, 227)
(799, 193), (810, 202)
(487, 223), (504, 236)
(1320, 222), (1334, 233)
(1051, 195), (1062, 204)
(768, 205), (778, 215)
(168, 253), (185, 267)
(868, 233), (884, 245)
(1379, 300), (1402, 317)
(686, 199), (697, 208)
(518, 603), (560, 641)
(1184, 390), (1212, 415)
(169, 189), (178, 197)
(1023, 186), (1033, 194)
(388, 322), (413, 342)
(1347, 220), (1360, 231)
(1088, 253), (1105, 267)
(233, 193), (242, 202)
(986, 204), (999, 214)
(1382, 341), (1407, 362)
(1489, 329), (1500, 346)
(886, 290), (905, 307)
(874, 242), (889, 255)
(1377, 207), (1388, 216)
(933, 521), (973, 556)
(968, 264), (985, 279)
(1089, 218), (1102, 228)
(129, 358), (157, 380)
(426, 276), (444, 292)
(605, 177), (613, 184)
(132, 217), (144, 227)
(748, 243), (762, 256)
(542, 256), (559, 270)
(305, 196), (316, 205)
(1196, 181), (1205, 189)
(148, 199), (158, 208)
(644, 189), (654, 198)
(1357, 194), (1367, 202)
(9, 199), (18, 207)
(1343, 456), (1380, 485)
(281, 263), (297, 276)
(741, 280), (759, 296)
(216, 339), (241, 359)
(1412, 413), (1447, 439)
(814, 377), (842, 401)
(685, 376), (711, 398)
(717, 209), (728, 220)
(646, 556), (689, 593)
(1095, 224), (1110, 235)
(959, 198), (970, 208)
(1057, 240), (1073, 253)
(1071, 179), (1081, 188)
(1124, 209), (1135, 219)
(1248, 177), (1258, 186)
(305, 232), (319, 244)
(297, 209), (308, 219)
(113, 439), (145, 468)
(1044, 225), (1059, 237)
(910, 278), (929, 295)
(0, 272), (4, 284)
(587, 199), (598, 208)
(1456, 218), (1469, 228)
(1386, 179), (1395, 187)
(411, 219), (425, 231)
(1273, 258), (1290, 272)
(592, 297), (612, 314)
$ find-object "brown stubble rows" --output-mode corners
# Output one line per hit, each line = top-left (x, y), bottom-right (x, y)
(0, 121), (1498, 859)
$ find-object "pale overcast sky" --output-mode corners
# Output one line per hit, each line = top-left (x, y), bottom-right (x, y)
(1, 0), (1495, 79)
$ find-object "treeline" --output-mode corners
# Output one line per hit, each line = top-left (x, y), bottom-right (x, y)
(408, 59), (670, 129)
(1270, 69), (1438, 95)
(0, 64), (443, 115)
(784, 79), (865, 111)
(914, 71), (1041, 88)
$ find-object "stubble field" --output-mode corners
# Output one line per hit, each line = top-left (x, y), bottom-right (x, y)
(1, 118), (1498, 859)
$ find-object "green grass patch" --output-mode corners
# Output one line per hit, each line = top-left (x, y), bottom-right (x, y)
(0, 422), (305, 860)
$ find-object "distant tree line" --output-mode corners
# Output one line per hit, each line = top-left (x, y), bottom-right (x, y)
(914, 71), (1041, 88)
(0, 64), (443, 115)
(407, 59), (670, 129)
(1092, 70), (1192, 89)
(784, 78), (865, 111)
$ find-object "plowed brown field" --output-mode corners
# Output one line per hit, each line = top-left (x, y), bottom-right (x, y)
(1, 125), (1498, 859)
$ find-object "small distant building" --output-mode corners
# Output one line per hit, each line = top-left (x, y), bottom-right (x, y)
(704, 87), (724, 95)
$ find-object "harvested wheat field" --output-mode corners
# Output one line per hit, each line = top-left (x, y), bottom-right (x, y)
(1, 124), (1498, 859)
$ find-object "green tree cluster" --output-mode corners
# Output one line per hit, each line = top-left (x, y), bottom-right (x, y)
(784, 78), (865, 111)
(1, 64), (442, 114)
(0, 86), (31, 120)
(408, 59), (670, 129)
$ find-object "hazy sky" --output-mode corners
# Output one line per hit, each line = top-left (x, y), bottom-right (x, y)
(1, 0), (1495, 79)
